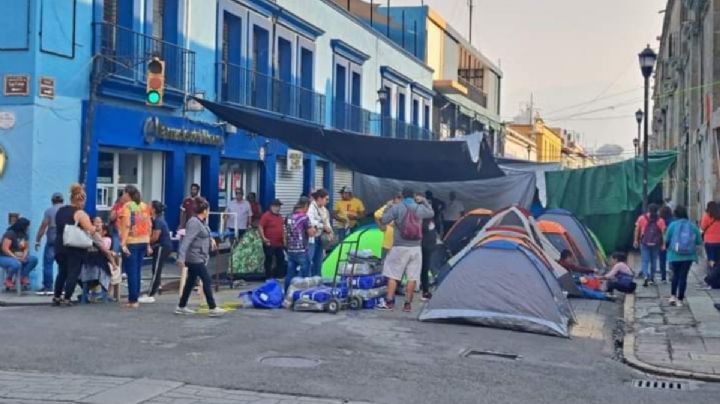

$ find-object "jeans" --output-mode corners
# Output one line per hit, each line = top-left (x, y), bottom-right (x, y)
(111, 228), (121, 253)
(123, 243), (147, 303)
(148, 245), (171, 297)
(578, 285), (609, 300)
(308, 237), (324, 277)
(421, 245), (433, 294)
(704, 243), (720, 263)
(671, 261), (692, 301)
(42, 243), (55, 289)
(640, 245), (660, 280)
(0, 255), (38, 280)
(285, 251), (310, 291)
(263, 246), (286, 280)
(54, 251), (84, 300)
(178, 262), (217, 309)
(658, 249), (668, 281)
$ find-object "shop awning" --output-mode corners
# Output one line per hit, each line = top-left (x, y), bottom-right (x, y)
(198, 99), (505, 182)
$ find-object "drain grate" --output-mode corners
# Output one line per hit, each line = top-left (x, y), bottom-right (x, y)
(462, 349), (521, 360)
(632, 379), (689, 391)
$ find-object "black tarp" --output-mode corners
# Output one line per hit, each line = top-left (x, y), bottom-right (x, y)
(197, 100), (505, 182)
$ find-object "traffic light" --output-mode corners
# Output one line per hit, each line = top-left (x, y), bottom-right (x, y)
(146, 57), (165, 106)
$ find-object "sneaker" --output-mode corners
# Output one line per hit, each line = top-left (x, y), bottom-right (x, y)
(643, 279), (649, 287)
(661, 279), (668, 284)
(4, 278), (13, 290)
(376, 300), (395, 311)
(208, 307), (227, 317)
(138, 295), (156, 304)
(174, 306), (195, 315)
(676, 300), (684, 307)
(648, 280), (656, 286)
(403, 302), (412, 312)
(668, 296), (677, 306)
(20, 277), (29, 287)
(36, 288), (49, 296)
(421, 292), (433, 301)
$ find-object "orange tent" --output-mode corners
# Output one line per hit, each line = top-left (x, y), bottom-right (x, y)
(537, 220), (586, 267)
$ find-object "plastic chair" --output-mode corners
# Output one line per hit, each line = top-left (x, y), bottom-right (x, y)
(0, 265), (23, 295)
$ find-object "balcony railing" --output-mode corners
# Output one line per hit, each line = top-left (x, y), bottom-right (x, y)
(333, 101), (377, 134)
(94, 22), (195, 93)
(381, 117), (433, 140)
(457, 77), (488, 109)
(218, 62), (325, 124)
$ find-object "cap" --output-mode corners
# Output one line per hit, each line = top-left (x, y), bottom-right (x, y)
(340, 186), (353, 194)
(51, 192), (64, 201)
(270, 199), (283, 206)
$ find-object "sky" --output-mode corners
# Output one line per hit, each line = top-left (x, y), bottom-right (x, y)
(391, 0), (667, 155)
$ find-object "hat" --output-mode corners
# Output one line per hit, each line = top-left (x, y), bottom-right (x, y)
(270, 199), (283, 206)
(51, 192), (64, 201)
(340, 186), (353, 194)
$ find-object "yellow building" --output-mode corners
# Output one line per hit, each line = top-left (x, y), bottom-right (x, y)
(535, 120), (562, 163)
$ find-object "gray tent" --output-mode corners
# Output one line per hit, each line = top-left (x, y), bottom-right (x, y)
(540, 209), (607, 270)
(419, 240), (574, 337)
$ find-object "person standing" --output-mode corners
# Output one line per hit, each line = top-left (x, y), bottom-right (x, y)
(377, 188), (434, 312)
(225, 189), (252, 240)
(258, 199), (286, 281)
(634, 203), (666, 287)
(53, 184), (97, 306)
(109, 193), (130, 253)
(443, 192), (465, 233)
(175, 198), (225, 316)
(425, 191), (446, 237)
(658, 205), (674, 284)
(1, 218), (38, 290)
(333, 187), (365, 242)
(374, 193), (402, 258)
(308, 189), (332, 277)
(284, 199), (315, 291)
(665, 205), (702, 307)
(34, 192), (64, 295)
(139, 201), (173, 303)
(420, 207), (438, 301)
(700, 201), (720, 269)
(118, 185), (153, 309)
(248, 192), (262, 227)
(179, 183), (201, 230)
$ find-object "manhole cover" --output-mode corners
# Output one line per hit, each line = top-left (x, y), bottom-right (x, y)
(461, 349), (521, 360)
(631, 379), (689, 391)
(259, 356), (321, 368)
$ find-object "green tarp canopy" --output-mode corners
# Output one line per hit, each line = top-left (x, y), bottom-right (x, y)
(321, 227), (384, 279)
(545, 151), (677, 253)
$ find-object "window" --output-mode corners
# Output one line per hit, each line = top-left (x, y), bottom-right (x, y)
(397, 92), (406, 122)
(96, 150), (164, 213)
(221, 12), (243, 103)
(423, 104), (430, 130)
(412, 99), (419, 126)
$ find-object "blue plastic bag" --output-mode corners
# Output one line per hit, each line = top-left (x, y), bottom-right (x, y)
(250, 280), (284, 309)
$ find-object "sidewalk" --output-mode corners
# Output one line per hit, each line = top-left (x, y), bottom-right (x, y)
(0, 370), (373, 404)
(624, 262), (720, 380)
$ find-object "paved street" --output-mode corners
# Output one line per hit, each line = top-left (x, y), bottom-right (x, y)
(2, 289), (720, 404)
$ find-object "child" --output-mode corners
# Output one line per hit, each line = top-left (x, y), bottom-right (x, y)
(599, 251), (636, 296)
(284, 199), (316, 292)
(81, 223), (120, 301)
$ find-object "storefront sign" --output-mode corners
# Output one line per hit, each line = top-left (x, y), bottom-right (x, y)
(144, 116), (223, 146)
(0, 144), (7, 177)
(0, 112), (15, 130)
(39, 77), (55, 99)
(287, 149), (303, 171)
(4, 75), (29, 96)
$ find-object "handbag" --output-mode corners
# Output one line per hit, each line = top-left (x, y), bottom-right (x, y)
(63, 221), (94, 249)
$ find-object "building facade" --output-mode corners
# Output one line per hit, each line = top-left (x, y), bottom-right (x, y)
(503, 126), (537, 161)
(652, 0), (719, 219)
(508, 117), (562, 163)
(0, 0), (437, 287)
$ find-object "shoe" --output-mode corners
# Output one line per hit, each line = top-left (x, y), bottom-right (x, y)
(36, 288), (49, 296)
(138, 295), (156, 304)
(376, 300), (395, 311)
(52, 297), (61, 307)
(175, 306), (196, 315)
(421, 292), (432, 301)
(20, 277), (29, 287)
(59, 299), (74, 307)
(648, 280), (656, 286)
(4, 277), (13, 290)
(661, 279), (668, 284)
(208, 307), (227, 317)
(403, 302), (412, 312)
(643, 279), (649, 287)
(668, 296), (677, 306)
(676, 300), (684, 307)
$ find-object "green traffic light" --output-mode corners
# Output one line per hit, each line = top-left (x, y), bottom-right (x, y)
(147, 90), (161, 105)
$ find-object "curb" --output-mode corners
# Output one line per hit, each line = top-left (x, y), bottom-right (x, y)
(622, 293), (720, 382)
(0, 300), (52, 307)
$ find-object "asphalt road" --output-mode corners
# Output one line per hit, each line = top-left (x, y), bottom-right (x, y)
(1, 296), (719, 404)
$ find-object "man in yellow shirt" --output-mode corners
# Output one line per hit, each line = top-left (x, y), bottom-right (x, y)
(333, 187), (365, 242)
(374, 193), (402, 258)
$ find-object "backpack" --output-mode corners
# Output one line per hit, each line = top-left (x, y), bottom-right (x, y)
(641, 216), (662, 246)
(670, 219), (696, 255)
(400, 205), (422, 241)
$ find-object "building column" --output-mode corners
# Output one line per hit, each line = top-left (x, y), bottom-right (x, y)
(303, 155), (317, 195)
(260, 153), (277, 210)
(202, 153), (220, 229)
(165, 149), (186, 231)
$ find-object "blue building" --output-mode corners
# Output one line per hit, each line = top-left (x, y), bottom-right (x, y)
(0, 0), (436, 288)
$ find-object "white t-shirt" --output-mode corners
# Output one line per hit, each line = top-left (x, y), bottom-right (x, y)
(226, 200), (251, 230)
(445, 200), (465, 221)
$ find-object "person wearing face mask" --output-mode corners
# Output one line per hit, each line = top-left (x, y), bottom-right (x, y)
(258, 199), (286, 281)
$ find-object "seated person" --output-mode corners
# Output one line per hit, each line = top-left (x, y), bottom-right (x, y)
(558, 249), (596, 275)
(557, 249), (610, 300)
(0, 218), (38, 290)
(598, 251), (636, 295)
(80, 222), (119, 301)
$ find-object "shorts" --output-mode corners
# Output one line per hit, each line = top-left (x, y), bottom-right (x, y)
(382, 246), (422, 282)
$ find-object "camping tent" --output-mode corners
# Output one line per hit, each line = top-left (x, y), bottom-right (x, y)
(540, 209), (606, 270)
(545, 152), (677, 252)
(538, 220), (588, 267)
(444, 209), (493, 255)
(419, 240), (574, 337)
(321, 226), (384, 279)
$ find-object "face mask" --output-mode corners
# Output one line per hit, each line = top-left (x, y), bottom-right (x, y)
(271, 207), (281, 214)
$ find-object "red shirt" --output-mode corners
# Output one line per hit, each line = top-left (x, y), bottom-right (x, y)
(259, 211), (284, 247)
(250, 202), (262, 223)
(700, 213), (720, 243)
(636, 214), (667, 235)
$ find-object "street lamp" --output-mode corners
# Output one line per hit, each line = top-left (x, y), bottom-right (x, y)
(377, 87), (389, 136)
(638, 44), (657, 212)
(527, 144), (533, 161)
(635, 109), (643, 158)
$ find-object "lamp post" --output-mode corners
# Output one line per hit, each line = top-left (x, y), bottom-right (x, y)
(527, 144), (532, 161)
(638, 45), (657, 212)
(635, 109), (643, 158)
(377, 87), (389, 136)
